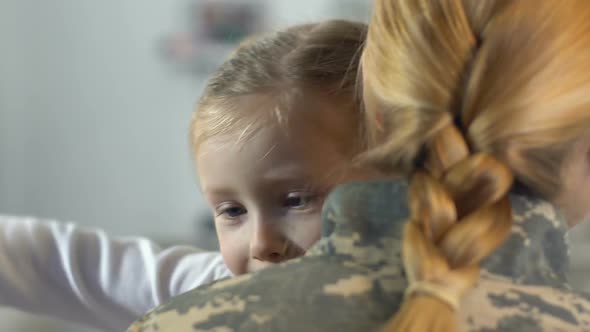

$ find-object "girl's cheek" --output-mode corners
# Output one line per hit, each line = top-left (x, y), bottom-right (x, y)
(218, 232), (249, 275)
(284, 213), (323, 250)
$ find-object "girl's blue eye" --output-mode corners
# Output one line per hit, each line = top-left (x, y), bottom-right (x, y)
(283, 192), (316, 210)
(217, 205), (247, 219)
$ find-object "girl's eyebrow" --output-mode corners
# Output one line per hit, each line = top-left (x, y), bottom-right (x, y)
(261, 177), (314, 189)
(261, 163), (307, 179)
(202, 187), (237, 200)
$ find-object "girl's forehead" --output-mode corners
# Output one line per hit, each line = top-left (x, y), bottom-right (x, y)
(196, 123), (350, 194)
(211, 89), (355, 136)
(195, 89), (361, 169)
(195, 91), (372, 196)
(197, 122), (326, 160)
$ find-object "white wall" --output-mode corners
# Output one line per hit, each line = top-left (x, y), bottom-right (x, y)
(0, 0), (209, 242)
(0, 1), (370, 330)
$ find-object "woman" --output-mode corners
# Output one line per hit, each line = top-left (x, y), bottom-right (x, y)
(127, 1), (590, 331)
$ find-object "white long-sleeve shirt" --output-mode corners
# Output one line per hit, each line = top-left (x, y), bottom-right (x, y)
(0, 215), (232, 331)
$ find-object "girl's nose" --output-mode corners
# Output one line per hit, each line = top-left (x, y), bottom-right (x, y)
(249, 220), (288, 263)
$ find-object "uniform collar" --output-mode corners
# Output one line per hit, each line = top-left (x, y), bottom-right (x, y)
(314, 180), (570, 288)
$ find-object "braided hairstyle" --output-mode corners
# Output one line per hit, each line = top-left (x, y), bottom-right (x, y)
(361, 0), (590, 331)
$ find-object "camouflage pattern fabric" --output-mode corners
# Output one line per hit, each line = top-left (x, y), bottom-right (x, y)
(127, 180), (590, 332)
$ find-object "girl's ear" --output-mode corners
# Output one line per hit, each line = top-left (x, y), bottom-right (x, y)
(373, 103), (384, 132)
(361, 78), (385, 133)
(556, 136), (590, 227)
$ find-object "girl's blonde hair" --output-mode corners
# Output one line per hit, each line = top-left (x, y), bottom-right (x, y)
(361, 0), (590, 331)
(191, 20), (367, 153)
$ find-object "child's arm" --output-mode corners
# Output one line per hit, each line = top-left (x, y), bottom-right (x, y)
(0, 215), (231, 331)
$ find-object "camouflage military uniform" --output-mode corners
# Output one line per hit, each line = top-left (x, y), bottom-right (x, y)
(127, 180), (590, 332)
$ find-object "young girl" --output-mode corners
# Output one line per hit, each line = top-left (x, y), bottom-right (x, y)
(0, 20), (373, 331)
(192, 20), (375, 276)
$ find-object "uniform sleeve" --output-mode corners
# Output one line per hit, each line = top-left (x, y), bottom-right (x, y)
(0, 215), (232, 331)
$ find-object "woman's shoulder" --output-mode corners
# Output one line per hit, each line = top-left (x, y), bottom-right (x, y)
(462, 271), (590, 331)
(126, 263), (590, 332)
(126, 253), (406, 332)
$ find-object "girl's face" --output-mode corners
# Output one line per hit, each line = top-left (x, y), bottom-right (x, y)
(196, 94), (378, 275)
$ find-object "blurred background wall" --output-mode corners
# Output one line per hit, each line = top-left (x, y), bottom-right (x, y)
(0, 1), (370, 330)
(0, 1), (588, 331)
